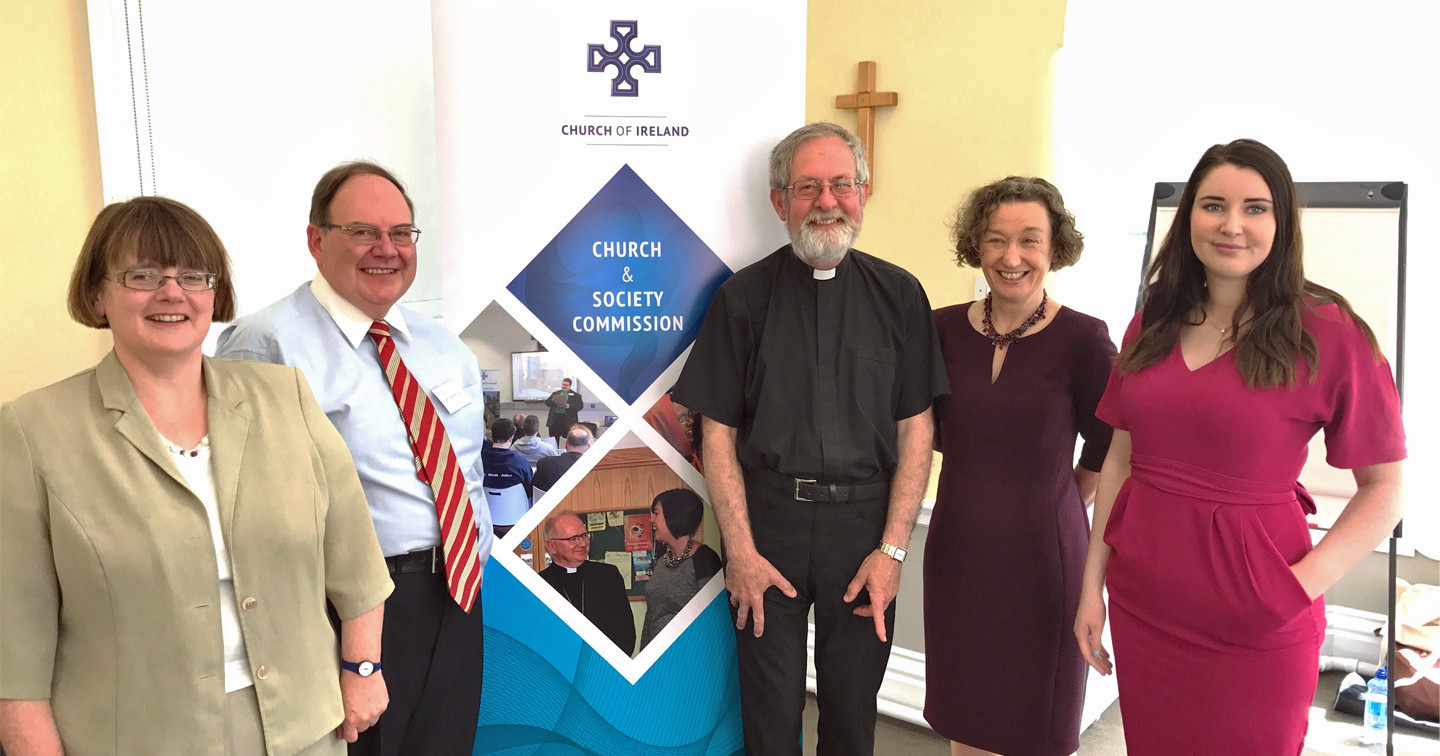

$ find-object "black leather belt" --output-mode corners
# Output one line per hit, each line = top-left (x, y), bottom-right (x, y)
(749, 466), (889, 503)
(385, 547), (443, 574)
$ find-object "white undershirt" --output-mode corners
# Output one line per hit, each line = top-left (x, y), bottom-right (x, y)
(162, 435), (253, 692)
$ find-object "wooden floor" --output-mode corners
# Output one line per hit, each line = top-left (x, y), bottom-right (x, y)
(803, 671), (1440, 755)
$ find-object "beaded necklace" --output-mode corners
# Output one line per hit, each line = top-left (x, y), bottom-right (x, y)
(982, 290), (1048, 350)
(663, 536), (697, 568)
(161, 435), (210, 458)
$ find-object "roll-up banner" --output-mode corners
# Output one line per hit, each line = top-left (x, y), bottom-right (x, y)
(431, 2), (805, 751)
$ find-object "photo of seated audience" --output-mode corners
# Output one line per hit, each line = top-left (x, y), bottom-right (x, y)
(457, 302), (615, 505)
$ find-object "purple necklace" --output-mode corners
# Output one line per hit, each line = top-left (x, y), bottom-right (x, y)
(982, 290), (1048, 350)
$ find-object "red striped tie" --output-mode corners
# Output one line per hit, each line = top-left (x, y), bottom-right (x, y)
(368, 321), (482, 612)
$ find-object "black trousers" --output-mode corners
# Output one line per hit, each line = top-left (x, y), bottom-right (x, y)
(733, 478), (895, 756)
(350, 569), (484, 756)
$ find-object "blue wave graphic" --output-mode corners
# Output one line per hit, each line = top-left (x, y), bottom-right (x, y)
(475, 564), (743, 755)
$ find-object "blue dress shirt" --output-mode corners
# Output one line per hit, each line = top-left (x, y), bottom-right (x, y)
(216, 279), (494, 563)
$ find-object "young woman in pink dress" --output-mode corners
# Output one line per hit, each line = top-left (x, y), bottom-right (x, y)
(1074, 139), (1406, 754)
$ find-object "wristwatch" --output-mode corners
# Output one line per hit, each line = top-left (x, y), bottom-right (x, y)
(878, 542), (907, 563)
(341, 659), (382, 677)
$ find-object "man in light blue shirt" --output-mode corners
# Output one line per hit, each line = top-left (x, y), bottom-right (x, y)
(216, 161), (492, 756)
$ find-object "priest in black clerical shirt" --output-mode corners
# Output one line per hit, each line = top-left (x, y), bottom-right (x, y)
(672, 122), (949, 755)
(540, 513), (636, 656)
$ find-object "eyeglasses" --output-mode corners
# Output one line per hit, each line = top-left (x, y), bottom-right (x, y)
(783, 178), (864, 200)
(320, 223), (422, 247)
(547, 533), (590, 546)
(106, 270), (218, 292)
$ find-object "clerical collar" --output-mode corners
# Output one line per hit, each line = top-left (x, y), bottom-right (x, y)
(785, 244), (849, 280)
(564, 566), (578, 574)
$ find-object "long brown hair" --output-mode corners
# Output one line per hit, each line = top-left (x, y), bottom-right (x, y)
(1118, 139), (1378, 388)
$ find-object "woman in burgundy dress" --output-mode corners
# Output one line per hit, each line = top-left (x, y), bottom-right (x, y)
(1075, 139), (1406, 754)
(925, 176), (1115, 756)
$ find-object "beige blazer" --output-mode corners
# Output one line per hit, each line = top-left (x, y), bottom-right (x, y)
(0, 353), (393, 756)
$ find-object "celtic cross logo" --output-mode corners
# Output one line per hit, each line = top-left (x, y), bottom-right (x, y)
(587, 21), (661, 97)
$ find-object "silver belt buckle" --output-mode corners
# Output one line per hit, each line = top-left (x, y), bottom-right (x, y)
(794, 478), (817, 502)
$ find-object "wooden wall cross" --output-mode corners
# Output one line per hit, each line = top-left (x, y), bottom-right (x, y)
(834, 61), (898, 192)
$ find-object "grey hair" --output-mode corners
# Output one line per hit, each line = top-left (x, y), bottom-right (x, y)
(565, 426), (593, 449)
(768, 122), (869, 191)
(545, 512), (581, 540)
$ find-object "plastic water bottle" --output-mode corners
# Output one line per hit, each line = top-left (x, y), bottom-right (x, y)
(1361, 666), (1388, 745)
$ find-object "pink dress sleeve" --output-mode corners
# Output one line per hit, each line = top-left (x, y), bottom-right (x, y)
(1095, 311), (1145, 431)
(1308, 304), (1407, 468)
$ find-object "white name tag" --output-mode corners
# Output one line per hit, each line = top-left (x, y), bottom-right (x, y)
(432, 379), (473, 414)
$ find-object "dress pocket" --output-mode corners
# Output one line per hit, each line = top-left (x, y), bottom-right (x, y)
(1239, 512), (1315, 628)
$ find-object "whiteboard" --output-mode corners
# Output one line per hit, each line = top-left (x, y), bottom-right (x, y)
(1146, 182), (1406, 531)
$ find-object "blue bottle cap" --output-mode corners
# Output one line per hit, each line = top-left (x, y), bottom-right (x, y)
(1375, 666), (1387, 680)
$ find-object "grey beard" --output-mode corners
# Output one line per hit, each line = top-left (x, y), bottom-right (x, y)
(790, 217), (859, 269)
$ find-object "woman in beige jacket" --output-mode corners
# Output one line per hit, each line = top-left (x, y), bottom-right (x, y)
(0, 197), (394, 755)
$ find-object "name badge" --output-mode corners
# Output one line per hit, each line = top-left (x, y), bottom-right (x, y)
(432, 379), (473, 413)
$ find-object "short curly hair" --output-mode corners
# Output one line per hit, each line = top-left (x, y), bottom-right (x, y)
(950, 176), (1083, 271)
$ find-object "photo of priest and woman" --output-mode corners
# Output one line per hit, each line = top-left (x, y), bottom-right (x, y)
(520, 435), (722, 658)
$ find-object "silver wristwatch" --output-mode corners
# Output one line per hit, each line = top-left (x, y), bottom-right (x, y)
(878, 542), (907, 563)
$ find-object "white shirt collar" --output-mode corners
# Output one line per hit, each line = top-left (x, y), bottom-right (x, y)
(309, 274), (412, 349)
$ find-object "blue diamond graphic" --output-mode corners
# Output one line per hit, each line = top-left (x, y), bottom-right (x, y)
(509, 165), (731, 404)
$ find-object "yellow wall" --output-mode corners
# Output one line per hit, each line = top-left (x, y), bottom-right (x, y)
(0, 0), (109, 402)
(807, 0), (1068, 505)
(807, 0), (1067, 309)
